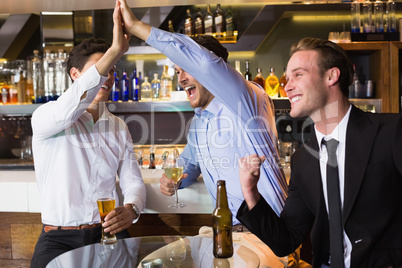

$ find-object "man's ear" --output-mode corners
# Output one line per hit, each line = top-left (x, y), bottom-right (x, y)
(70, 67), (80, 81)
(327, 67), (340, 87)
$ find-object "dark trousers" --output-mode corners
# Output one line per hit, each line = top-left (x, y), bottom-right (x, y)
(30, 225), (130, 268)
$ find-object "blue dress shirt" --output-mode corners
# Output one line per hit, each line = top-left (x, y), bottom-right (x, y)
(146, 27), (288, 224)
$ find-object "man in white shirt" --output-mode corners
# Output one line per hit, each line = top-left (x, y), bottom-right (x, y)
(30, 3), (146, 268)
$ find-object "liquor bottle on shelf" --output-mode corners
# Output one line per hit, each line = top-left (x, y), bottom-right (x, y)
(168, 20), (175, 33)
(17, 71), (26, 104)
(111, 70), (120, 101)
(55, 49), (67, 98)
(194, 8), (204, 36)
(253, 68), (265, 90)
(204, 4), (214, 36)
(373, 0), (384, 33)
(141, 76), (152, 102)
(149, 145), (156, 169)
(151, 73), (161, 101)
(278, 68), (287, 98)
(214, 4), (225, 38)
(235, 60), (241, 75)
(265, 67), (279, 98)
(351, 0), (361, 33)
(130, 68), (139, 101)
(362, 0), (373, 33)
(1, 83), (9, 104)
(31, 50), (45, 103)
(212, 180), (233, 258)
(386, 0), (396, 32)
(160, 65), (172, 101)
(349, 64), (358, 98)
(121, 69), (129, 101)
(184, 9), (193, 36)
(244, 60), (252, 81)
(9, 78), (18, 104)
(225, 6), (234, 37)
(26, 57), (34, 104)
(43, 50), (56, 101)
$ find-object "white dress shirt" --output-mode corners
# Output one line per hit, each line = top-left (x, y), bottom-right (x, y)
(32, 65), (146, 226)
(315, 105), (353, 268)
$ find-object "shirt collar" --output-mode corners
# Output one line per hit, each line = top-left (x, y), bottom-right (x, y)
(194, 98), (224, 118)
(315, 104), (352, 148)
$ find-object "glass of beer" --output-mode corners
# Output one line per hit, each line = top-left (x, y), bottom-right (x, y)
(97, 189), (117, 244)
(164, 155), (186, 208)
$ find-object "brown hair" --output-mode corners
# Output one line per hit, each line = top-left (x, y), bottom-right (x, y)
(191, 35), (229, 63)
(67, 38), (110, 79)
(290, 37), (354, 97)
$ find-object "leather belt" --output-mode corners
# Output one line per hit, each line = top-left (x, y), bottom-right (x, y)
(44, 223), (102, 233)
(232, 224), (250, 232)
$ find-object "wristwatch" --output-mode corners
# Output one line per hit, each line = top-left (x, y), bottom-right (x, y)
(129, 204), (141, 224)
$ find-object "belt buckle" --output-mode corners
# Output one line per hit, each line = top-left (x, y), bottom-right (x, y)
(78, 223), (91, 229)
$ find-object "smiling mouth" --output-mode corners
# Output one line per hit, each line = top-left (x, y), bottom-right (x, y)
(290, 96), (302, 103)
(184, 86), (196, 97)
(101, 85), (109, 90)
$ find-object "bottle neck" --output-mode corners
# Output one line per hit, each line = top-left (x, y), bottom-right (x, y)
(216, 184), (229, 209)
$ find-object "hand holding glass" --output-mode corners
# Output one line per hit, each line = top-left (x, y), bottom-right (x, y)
(97, 189), (117, 244)
(164, 156), (186, 208)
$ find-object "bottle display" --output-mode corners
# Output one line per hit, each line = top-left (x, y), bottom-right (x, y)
(130, 68), (139, 101)
(212, 180), (233, 258)
(32, 50), (45, 103)
(235, 60), (241, 74)
(151, 73), (161, 101)
(265, 67), (279, 98)
(386, 0), (396, 32)
(225, 6), (234, 37)
(121, 70), (129, 101)
(9, 77), (18, 104)
(111, 70), (120, 101)
(244, 60), (252, 81)
(149, 145), (156, 169)
(373, 0), (384, 33)
(17, 71), (26, 104)
(55, 49), (68, 98)
(160, 65), (172, 101)
(253, 68), (265, 90)
(362, 0), (373, 33)
(168, 20), (175, 33)
(184, 9), (193, 36)
(194, 8), (204, 36)
(278, 68), (287, 98)
(204, 4), (214, 36)
(351, 0), (361, 33)
(214, 4), (225, 38)
(140, 76), (152, 102)
(43, 50), (56, 101)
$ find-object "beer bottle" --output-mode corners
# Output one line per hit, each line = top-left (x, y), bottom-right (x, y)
(212, 180), (233, 258)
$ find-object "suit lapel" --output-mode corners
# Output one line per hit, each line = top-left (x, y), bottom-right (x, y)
(343, 106), (379, 223)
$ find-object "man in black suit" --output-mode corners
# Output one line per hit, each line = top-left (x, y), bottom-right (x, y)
(236, 37), (402, 268)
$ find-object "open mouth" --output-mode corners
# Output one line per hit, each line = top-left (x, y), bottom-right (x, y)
(290, 95), (302, 103)
(184, 85), (196, 98)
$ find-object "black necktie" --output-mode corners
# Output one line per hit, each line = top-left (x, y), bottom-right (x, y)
(323, 138), (344, 268)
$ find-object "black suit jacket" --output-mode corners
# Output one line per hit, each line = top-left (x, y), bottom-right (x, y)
(237, 106), (402, 268)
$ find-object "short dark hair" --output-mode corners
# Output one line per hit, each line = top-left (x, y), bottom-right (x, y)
(67, 38), (110, 78)
(289, 37), (354, 97)
(191, 35), (229, 63)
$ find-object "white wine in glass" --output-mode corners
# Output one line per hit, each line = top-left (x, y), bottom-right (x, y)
(164, 156), (186, 208)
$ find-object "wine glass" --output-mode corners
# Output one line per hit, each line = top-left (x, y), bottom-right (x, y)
(96, 189), (117, 244)
(166, 237), (187, 266)
(164, 155), (186, 208)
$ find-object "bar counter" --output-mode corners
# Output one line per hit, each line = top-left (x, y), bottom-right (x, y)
(0, 166), (213, 213)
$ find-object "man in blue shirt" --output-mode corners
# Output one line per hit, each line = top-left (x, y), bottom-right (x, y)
(117, 0), (301, 265)
(117, 0), (287, 224)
